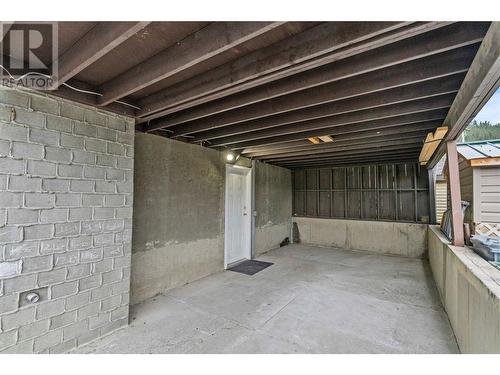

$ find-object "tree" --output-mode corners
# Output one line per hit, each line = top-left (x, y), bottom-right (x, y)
(462, 120), (500, 142)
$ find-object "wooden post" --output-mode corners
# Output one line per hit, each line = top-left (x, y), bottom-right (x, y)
(428, 167), (437, 225)
(446, 140), (464, 246)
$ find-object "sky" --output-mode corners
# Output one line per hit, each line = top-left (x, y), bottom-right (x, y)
(473, 87), (500, 124)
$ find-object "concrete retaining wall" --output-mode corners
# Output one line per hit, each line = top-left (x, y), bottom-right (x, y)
(0, 87), (134, 353)
(254, 162), (292, 256)
(428, 225), (500, 353)
(131, 133), (225, 305)
(293, 217), (427, 258)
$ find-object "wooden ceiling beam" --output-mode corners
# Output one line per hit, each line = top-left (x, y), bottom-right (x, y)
(283, 156), (420, 169)
(245, 131), (432, 158)
(242, 124), (450, 155)
(261, 141), (424, 162)
(151, 45), (476, 135)
(137, 21), (448, 121)
(247, 128), (434, 158)
(189, 74), (463, 142)
(275, 151), (421, 167)
(210, 95), (452, 148)
(428, 22), (500, 168)
(244, 128), (437, 158)
(143, 22), (485, 127)
(227, 116), (443, 151)
(53, 22), (150, 88)
(265, 144), (423, 163)
(276, 150), (421, 165)
(243, 140), (333, 155)
(279, 156), (421, 169)
(253, 135), (427, 160)
(97, 22), (285, 106)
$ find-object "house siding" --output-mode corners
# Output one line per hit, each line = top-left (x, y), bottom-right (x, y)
(477, 166), (500, 223)
(435, 181), (447, 223)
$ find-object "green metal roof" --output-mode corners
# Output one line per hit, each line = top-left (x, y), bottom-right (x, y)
(457, 139), (500, 160)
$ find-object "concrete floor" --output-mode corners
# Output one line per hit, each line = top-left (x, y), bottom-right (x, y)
(76, 244), (459, 353)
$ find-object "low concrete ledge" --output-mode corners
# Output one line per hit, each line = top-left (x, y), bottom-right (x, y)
(293, 217), (427, 258)
(428, 225), (500, 353)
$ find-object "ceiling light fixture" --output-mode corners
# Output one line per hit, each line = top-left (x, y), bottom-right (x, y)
(225, 150), (239, 163)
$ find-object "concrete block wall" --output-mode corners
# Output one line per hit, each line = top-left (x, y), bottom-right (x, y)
(0, 87), (134, 353)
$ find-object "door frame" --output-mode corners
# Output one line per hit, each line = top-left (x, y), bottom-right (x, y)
(224, 164), (253, 269)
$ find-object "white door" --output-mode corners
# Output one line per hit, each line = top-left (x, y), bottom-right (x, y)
(225, 165), (252, 268)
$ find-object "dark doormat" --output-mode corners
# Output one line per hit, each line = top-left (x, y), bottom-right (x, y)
(228, 260), (273, 276)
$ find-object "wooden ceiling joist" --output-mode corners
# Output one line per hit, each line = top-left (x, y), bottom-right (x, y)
(245, 132), (431, 158)
(281, 156), (421, 169)
(142, 22), (486, 129)
(255, 136), (426, 160)
(149, 45), (476, 135)
(427, 22), (500, 168)
(136, 21), (438, 121)
(97, 22), (285, 106)
(189, 74), (463, 143)
(227, 118), (442, 151)
(276, 148), (422, 163)
(10, 21), (494, 167)
(261, 139), (424, 162)
(53, 22), (150, 88)
(275, 151), (422, 168)
(245, 126), (438, 156)
(209, 95), (454, 148)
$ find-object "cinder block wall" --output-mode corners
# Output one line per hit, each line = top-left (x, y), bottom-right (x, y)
(0, 87), (134, 353)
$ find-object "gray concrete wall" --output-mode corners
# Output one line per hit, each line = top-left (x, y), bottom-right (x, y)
(0, 87), (134, 353)
(254, 161), (292, 256)
(131, 133), (225, 305)
(293, 217), (427, 258)
(428, 225), (500, 353)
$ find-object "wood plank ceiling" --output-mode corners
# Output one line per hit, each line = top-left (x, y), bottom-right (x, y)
(8, 21), (492, 168)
